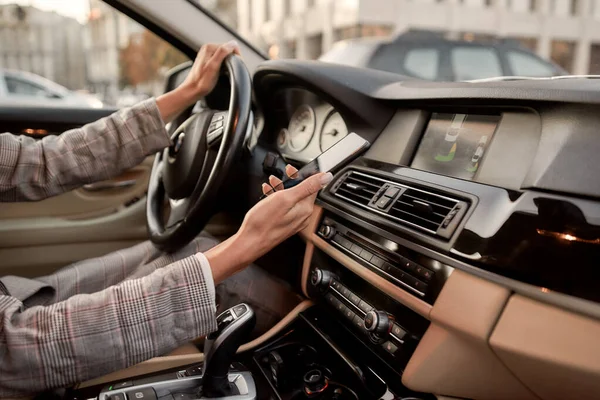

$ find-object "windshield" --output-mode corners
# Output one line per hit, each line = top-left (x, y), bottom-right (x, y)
(195, 0), (600, 82)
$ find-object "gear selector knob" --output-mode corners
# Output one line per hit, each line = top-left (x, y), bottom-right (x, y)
(201, 303), (256, 397)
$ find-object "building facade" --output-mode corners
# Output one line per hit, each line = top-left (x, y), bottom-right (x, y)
(86, 0), (144, 104)
(237, 0), (600, 74)
(0, 4), (86, 90)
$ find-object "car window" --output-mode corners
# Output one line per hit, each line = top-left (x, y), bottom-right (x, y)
(506, 50), (557, 77)
(5, 76), (50, 97)
(451, 47), (503, 80)
(368, 44), (440, 80)
(0, 1), (188, 108)
(404, 48), (439, 80)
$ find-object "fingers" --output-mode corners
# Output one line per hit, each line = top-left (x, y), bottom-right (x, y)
(262, 174), (284, 196)
(285, 164), (299, 179)
(261, 183), (272, 196)
(207, 40), (240, 71)
(288, 172), (333, 203)
(268, 175), (283, 190)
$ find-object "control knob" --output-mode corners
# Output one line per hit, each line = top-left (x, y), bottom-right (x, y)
(364, 310), (392, 337)
(318, 224), (335, 239)
(310, 268), (334, 291)
(303, 369), (328, 397)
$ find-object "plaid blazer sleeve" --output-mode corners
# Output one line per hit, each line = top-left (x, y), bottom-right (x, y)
(0, 99), (171, 202)
(0, 253), (217, 397)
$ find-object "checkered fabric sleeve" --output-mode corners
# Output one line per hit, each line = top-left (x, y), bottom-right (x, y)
(0, 98), (171, 202)
(0, 252), (217, 397)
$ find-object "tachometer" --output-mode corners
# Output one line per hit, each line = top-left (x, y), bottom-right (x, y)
(288, 105), (316, 151)
(320, 110), (348, 151)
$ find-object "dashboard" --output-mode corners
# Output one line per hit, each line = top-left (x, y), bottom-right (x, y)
(268, 88), (349, 163)
(251, 61), (600, 400)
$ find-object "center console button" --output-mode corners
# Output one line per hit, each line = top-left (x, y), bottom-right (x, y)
(359, 248), (373, 262)
(233, 304), (248, 317)
(125, 387), (157, 400)
(370, 256), (384, 268)
(382, 341), (398, 355)
(391, 324), (406, 339)
(343, 307), (356, 321)
(339, 285), (351, 297)
(350, 243), (362, 255)
(352, 314), (366, 331)
(358, 300), (373, 313)
(349, 292), (361, 305)
(107, 394), (125, 400)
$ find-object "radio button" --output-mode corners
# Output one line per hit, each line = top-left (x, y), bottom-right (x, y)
(349, 292), (361, 305)
(339, 285), (351, 297)
(331, 280), (341, 290)
(382, 262), (395, 273)
(352, 314), (366, 331)
(350, 244), (363, 255)
(358, 300), (373, 313)
(359, 248), (374, 262)
(370, 256), (385, 268)
(344, 307), (356, 321)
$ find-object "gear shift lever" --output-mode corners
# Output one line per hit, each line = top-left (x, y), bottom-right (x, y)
(200, 303), (256, 397)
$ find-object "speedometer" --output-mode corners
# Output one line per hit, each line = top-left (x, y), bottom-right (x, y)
(320, 110), (348, 151)
(288, 105), (316, 151)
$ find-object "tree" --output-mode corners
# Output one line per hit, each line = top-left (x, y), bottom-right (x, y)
(120, 29), (188, 88)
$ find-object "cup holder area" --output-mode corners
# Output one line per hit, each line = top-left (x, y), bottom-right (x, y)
(255, 342), (358, 400)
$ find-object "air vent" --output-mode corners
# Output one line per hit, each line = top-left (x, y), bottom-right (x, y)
(333, 172), (385, 206)
(332, 171), (468, 239)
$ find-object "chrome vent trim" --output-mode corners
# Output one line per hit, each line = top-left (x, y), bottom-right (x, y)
(332, 171), (466, 238)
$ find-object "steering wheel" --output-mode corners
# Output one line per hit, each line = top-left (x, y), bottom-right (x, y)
(147, 55), (252, 252)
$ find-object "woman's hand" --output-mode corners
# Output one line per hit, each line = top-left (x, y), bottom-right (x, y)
(156, 41), (240, 123)
(205, 170), (333, 283)
(182, 41), (241, 100)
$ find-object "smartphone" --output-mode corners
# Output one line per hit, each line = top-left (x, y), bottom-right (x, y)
(262, 132), (369, 197)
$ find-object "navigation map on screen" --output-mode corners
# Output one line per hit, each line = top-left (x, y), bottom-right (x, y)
(411, 113), (500, 180)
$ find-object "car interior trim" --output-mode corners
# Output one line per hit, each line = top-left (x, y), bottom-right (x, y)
(309, 233), (432, 319)
(317, 199), (600, 322)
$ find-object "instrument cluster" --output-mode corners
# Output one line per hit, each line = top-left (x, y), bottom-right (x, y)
(277, 102), (349, 163)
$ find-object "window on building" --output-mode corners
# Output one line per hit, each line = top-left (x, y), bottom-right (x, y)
(506, 50), (557, 76)
(5, 75), (53, 97)
(451, 47), (503, 80)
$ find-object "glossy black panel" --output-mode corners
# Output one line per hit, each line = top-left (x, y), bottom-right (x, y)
(320, 157), (600, 303)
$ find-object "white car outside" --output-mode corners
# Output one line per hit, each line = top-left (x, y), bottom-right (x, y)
(0, 69), (103, 108)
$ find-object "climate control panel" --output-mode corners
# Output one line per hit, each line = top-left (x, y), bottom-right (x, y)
(317, 214), (453, 304)
(310, 267), (413, 360)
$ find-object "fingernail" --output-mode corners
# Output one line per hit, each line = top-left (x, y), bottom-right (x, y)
(320, 172), (333, 186)
(224, 40), (238, 51)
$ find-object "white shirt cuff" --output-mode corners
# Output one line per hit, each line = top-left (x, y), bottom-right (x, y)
(195, 252), (216, 305)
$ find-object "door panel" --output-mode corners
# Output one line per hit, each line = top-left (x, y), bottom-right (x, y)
(0, 108), (151, 278)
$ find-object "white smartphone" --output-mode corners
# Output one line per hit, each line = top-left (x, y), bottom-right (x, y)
(262, 132), (369, 197)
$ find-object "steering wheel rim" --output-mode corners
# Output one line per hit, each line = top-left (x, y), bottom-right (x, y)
(146, 54), (252, 252)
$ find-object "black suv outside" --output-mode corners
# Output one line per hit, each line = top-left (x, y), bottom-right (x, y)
(320, 35), (567, 81)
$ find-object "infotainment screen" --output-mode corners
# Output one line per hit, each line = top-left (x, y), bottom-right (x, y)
(411, 113), (500, 180)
